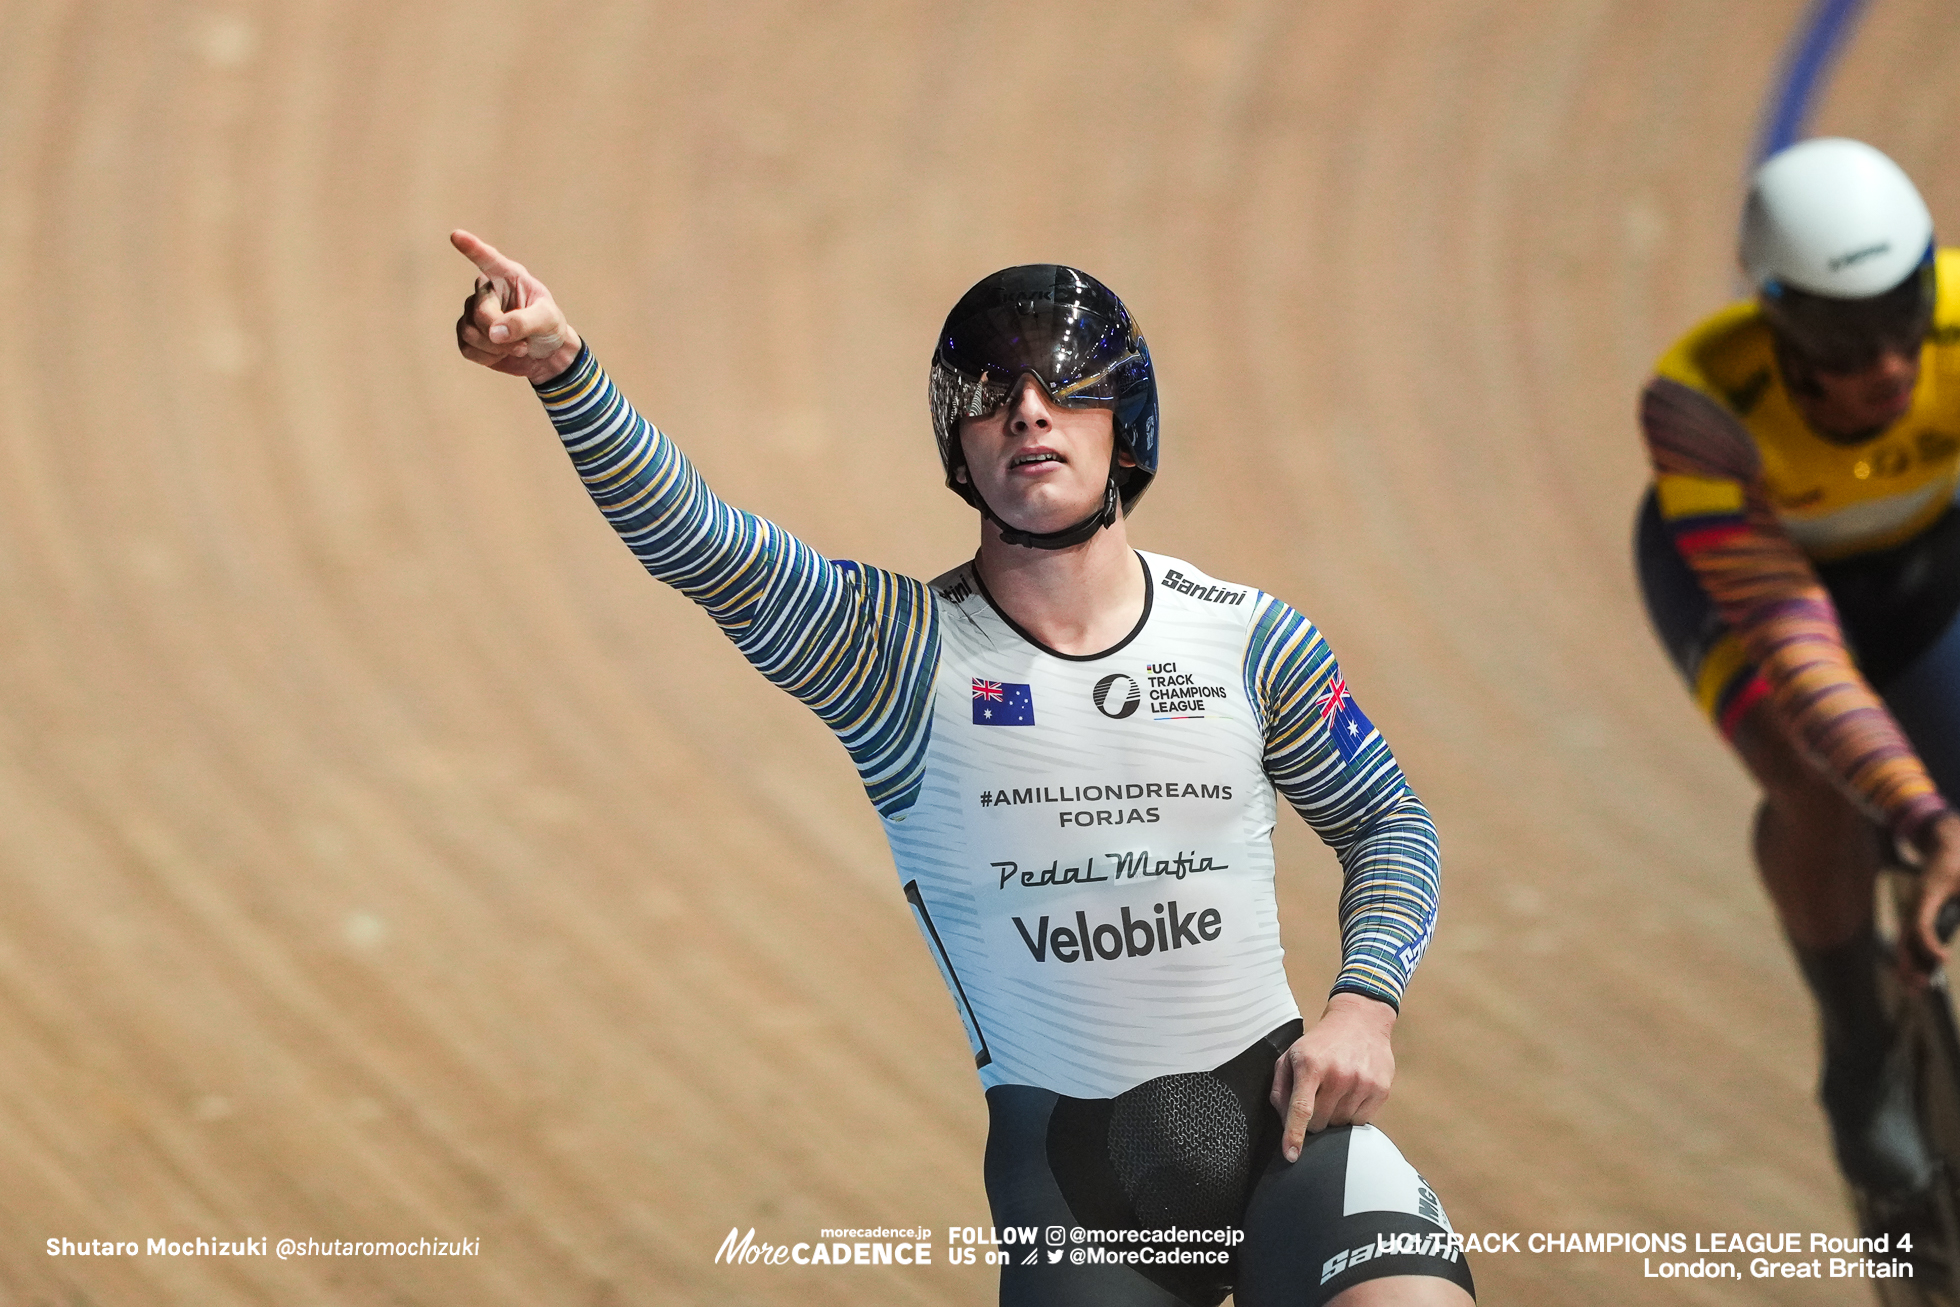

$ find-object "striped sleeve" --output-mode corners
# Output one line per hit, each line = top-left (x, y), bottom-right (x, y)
(1246, 596), (1439, 1010)
(1641, 376), (1949, 839)
(534, 346), (938, 816)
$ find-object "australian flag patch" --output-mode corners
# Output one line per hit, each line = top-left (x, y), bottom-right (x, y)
(972, 678), (1036, 726)
(1313, 674), (1375, 764)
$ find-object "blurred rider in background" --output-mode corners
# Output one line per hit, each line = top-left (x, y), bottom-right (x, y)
(1636, 136), (1960, 1233)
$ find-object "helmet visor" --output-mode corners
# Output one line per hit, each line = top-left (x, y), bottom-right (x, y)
(935, 284), (1147, 421)
(1764, 245), (1936, 373)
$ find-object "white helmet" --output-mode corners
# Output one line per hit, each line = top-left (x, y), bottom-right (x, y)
(1743, 137), (1932, 296)
(1741, 138), (1936, 370)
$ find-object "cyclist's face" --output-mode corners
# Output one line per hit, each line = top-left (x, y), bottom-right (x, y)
(957, 375), (1131, 535)
(1799, 344), (1922, 438)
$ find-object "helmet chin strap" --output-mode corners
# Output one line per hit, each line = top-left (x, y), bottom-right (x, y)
(956, 447), (1126, 550)
(967, 477), (1120, 550)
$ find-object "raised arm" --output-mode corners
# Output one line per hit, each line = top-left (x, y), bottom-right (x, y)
(449, 233), (938, 817)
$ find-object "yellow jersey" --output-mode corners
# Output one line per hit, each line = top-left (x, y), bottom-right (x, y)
(1654, 248), (1960, 561)
(1638, 256), (1959, 838)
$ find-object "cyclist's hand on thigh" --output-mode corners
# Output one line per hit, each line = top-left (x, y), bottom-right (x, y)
(1269, 993), (1397, 1162)
(1913, 812), (1960, 967)
(450, 230), (582, 383)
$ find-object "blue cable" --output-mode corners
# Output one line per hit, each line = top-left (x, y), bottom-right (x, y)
(1753, 0), (1870, 165)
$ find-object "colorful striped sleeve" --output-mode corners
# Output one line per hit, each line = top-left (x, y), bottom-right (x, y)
(1640, 376), (1949, 839)
(534, 346), (938, 816)
(1246, 597), (1439, 1010)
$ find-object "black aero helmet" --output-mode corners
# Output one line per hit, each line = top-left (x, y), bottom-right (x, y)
(929, 265), (1159, 549)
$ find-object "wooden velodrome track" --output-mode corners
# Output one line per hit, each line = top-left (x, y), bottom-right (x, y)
(5, 1), (1960, 1302)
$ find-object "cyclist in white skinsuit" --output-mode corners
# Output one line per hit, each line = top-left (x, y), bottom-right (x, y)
(451, 232), (1474, 1307)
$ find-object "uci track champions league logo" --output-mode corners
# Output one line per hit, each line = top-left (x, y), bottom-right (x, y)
(1092, 674), (1141, 719)
(1096, 665), (1234, 721)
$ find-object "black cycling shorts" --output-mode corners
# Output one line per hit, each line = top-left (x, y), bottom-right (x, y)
(983, 1021), (1474, 1306)
(1635, 489), (1960, 795)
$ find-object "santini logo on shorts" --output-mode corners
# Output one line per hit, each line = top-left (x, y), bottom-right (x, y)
(1012, 902), (1221, 963)
(972, 679), (1035, 726)
(1321, 1231), (1462, 1286)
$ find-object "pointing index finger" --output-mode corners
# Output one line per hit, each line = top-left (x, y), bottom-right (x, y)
(450, 229), (519, 283)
